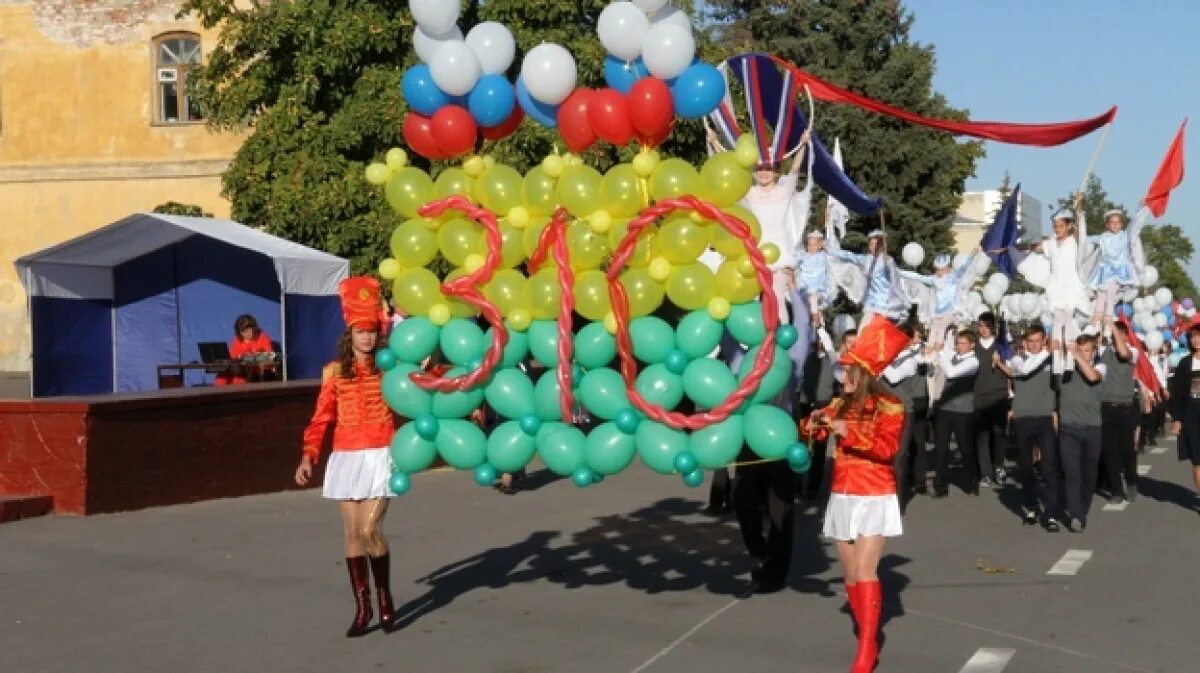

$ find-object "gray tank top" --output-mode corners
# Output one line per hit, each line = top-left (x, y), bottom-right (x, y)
(1059, 367), (1103, 427)
(1100, 346), (1136, 403)
(1011, 356), (1055, 418)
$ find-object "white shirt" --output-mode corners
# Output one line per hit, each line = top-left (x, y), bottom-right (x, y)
(1006, 350), (1051, 377)
(979, 336), (995, 350)
(939, 340), (980, 380)
(882, 346), (928, 385)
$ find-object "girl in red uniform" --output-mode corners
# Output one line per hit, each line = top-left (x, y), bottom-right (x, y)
(215, 314), (274, 385)
(801, 315), (907, 673)
(294, 277), (398, 637)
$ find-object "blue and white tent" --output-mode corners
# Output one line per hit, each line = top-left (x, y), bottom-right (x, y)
(15, 213), (349, 397)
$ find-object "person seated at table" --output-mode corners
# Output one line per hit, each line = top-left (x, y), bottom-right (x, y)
(215, 314), (274, 385)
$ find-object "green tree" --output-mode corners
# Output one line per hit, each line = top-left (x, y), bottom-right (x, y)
(1053, 174), (1124, 235)
(152, 201), (213, 217)
(706, 0), (984, 260)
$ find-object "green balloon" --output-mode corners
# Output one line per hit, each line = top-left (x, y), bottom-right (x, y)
(536, 425), (587, 476)
(534, 370), (564, 420)
(727, 301), (766, 347)
(676, 310), (724, 359)
(435, 419), (488, 469)
(744, 404), (798, 460)
(483, 368), (536, 419)
(578, 367), (631, 420)
(527, 320), (561, 367)
(574, 322), (616, 369)
(635, 363), (684, 410)
(381, 364), (432, 418)
(636, 420), (689, 474)
(536, 421), (569, 443)
(585, 422), (637, 475)
(389, 422), (438, 473)
(689, 415), (745, 468)
(737, 344), (793, 404)
(682, 358), (738, 409)
(440, 319), (485, 367)
(431, 367), (485, 418)
(388, 317), (440, 364)
(629, 316), (676, 364)
(486, 420), (537, 472)
(485, 325), (530, 369)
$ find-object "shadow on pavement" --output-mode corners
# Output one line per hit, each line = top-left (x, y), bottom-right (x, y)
(1137, 475), (1200, 513)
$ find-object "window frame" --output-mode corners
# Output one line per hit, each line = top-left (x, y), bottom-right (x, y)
(151, 32), (203, 126)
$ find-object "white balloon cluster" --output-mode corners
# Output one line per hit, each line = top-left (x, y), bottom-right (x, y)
(410, 1), (516, 95)
(981, 272), (1009, 306)
(521, 43), (578, 105)
(596, 1), (696, 79)
(901, 242), (924, 268)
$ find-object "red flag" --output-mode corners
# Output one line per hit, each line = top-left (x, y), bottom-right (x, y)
(1117, 314), (1163, 396)
(1144, 119), (1187, 218)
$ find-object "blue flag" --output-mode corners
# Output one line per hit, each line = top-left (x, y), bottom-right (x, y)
(996, 314), (1014, 361)
(981, 185), (1021, 278)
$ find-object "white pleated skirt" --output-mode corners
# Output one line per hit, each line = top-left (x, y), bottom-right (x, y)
(823, 494), (903, 541)
(322, 447), (393, 500)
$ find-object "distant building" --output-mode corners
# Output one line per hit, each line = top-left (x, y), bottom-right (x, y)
(952, 189), (1044, 253)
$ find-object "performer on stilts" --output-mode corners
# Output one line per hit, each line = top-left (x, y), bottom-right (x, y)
(827, 228), (911, 325)
(899, 249), (983, 347)
(1021, 194), (1091, 365)
(1087, 204), (1149, 332)
(800, 315), (908, 673)
(295, 277), (399, 637)
(793, 229), (837, 327)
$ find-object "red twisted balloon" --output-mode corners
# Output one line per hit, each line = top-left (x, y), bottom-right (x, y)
(528, 208), (578, 424)
(409, 195), (509, 393)
(607, 195), (781, 431)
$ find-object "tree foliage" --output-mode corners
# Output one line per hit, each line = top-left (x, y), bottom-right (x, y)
(152, 201), (213, 217)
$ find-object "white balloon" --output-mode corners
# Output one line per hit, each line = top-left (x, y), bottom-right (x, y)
(521, 43), (577, 105)
(973, 253), (992, 276)
(1019, 294), (1040, 316)
(430, 40), (482, 96)
(901, 242), (924, 267)
(1145, 331), (1165, 351)
(1132, 297), (1145, 312)
(1170, 352), (1184, 368)
(633, 0), (670, 13)
(982, 284), (1005, 306)
(1140, 265), (1159, 288)
(1120, 287), (1140, 302)
(1155, 313), (1168, 328)
(1155, 287), (1173, 308)
(413, 24), (464, 64)
(968, 291), (983, 308)
(598, 2), (649, 61)
(409, 0), (460, 35)
(1020, 254), (1049, 287)
(953, 252), (968, 270)
(648, 4), (693, 32)
(1189, 308), (1198, 318)
(465, 22), (515, 75)
(641, 23), (695, 79)
(988, 273), (1010, 294)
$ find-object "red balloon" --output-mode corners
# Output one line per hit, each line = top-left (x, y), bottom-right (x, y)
(627, 78), (674, 140)
(588, 88), (634, 147)
(481, 105), (524, 141)
(557, 88), (597, 154)
(402, 112), (447, 160)
(430, 105), (478, 158)
(636, 123), (673, 149)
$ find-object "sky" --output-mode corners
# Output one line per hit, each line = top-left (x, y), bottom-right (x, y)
(902, 0), (1198, 279)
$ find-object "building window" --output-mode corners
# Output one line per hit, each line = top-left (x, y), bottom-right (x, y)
(154, 34), (202, 124)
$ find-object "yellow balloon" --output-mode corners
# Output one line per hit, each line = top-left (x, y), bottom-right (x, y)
(365, 162), (390, 186)
(556, 165), (603, 217)
(393, 267), (444, 316)
(463, 155), (485, 177)
(437, 218), (484, 267)
(378, 258), (402, 280)
(476, 164), (523, 214)
(508, 308), (533, 332)
(574, 269), (612, 322)
(608, 219), (656, 268)
(712, 205), (761, 257)
(498, 220), (526, 269)
(521, 166), (558, 216)
(715, 259), (762, 304)
(648, 158), (700, 202)
(700, 152), (752, 207)
(666, 263), (717, 311)
(588, 210), (612, 234)
(601, 164), (646, 218)
(542, 154), (565, 178)
(566, 219), (610, 270)
(429, 303), (452, 326)
(433, 167), (475, 202)
(632, 149), (660, 177)
(507, 206), (531, 229)
(523, 269), (563, 320)
(734, 135), (760, 168)
(390, 218), (439, 268)
(654, 215), (711, 265)
(760, 243), (781, 266)
(443, 268), (480, 318)
(620, 268), (665, 317)
(522, 216), (551, 259)
(384, 167), (434, 218)
(708, 296), (732, 321)
(385, 148), (409, 171)
(483, 269), (528, 317)
(648, 256), (673, 281)
(737, 256), (755, 277)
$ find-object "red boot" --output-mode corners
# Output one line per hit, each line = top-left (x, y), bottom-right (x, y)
(345, 556), (373, 637)
(845, 582), (859, 630)
(849, 580), (881, 673)
(369, 553), (397, 632)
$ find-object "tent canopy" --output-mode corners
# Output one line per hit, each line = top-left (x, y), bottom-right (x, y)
(15, 213), (349, 397)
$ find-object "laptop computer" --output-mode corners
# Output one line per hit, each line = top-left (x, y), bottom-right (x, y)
(198, 342), (232, 363)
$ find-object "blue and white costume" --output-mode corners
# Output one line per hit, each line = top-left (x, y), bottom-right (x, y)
(1086, 207), (1149, 321)
(794, 230), (838, 317)
(898, 252), (981, 343)
(827, 230), (911, 323)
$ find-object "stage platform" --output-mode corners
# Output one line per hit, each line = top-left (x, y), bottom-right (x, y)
(0, 382), (322, 516)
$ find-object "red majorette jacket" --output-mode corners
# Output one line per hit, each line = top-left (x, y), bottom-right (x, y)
(799, 393), (904, 496)
(301, 361), (395, 464)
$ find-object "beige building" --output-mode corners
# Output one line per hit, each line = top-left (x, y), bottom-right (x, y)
(952, 189), (1043, 253)
(0, 1), (243, 381)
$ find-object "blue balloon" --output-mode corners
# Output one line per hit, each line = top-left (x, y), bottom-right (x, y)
(671, 62), (725, 120)
(673, 451), (699, 474)
(475, 464), (498, 487)
(401, 65), (450, 117)
(572, 466), (595, 488)
(614, 408), (641, 435)
(604, 56), (649, 94)
(414, 415), (440, 441)
(389, 472), (411, 495)
(467, 74), (516, 127)
(516, 77), (559, 128)
(664, 349), (690, 375)
(682, 469), (705, 488)
(375, 348), (398, 371)
(776, 325), (799, 350)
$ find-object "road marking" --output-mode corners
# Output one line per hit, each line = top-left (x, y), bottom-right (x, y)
(1149, 446), (1169, 455)
(628, 595), (745, 673)
(958, 648), (1016, 673)
(1102, 500), (1129, 512)
(1047, 549), (1093, 576)
(1137, 464), (1152, 476)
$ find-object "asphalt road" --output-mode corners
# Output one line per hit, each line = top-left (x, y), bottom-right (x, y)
(2, 437), (1197, 673)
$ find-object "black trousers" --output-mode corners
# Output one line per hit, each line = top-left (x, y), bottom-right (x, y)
(1101, 402), (1139, 497)
(894, 400), (930, 498)
(732, 453), (796, 583)
(709, 467), (732, 510)
(1013, 416), (1059, 515)
(795, 400), (830, 497)
(1059, 424), (1103, 521)
(975, 397), (1010, 477)
(934, 409), (978, 492)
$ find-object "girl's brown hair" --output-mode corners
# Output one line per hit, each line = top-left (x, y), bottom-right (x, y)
(233, 314), (260, 339)
(835, 363), (890, 417)
(1189, 325), (1200, 356)
(337, 326), (380, 379)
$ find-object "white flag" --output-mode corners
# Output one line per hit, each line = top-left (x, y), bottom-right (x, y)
(825, 138), (850, 242)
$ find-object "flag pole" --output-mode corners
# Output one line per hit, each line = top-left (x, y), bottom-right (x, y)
(1078, 122), (1113, 194)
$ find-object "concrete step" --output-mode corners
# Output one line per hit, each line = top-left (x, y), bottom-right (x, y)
(0, 494), (53, 523)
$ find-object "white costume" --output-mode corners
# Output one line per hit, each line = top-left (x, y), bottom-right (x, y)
(1020, 209), (1091, 351)
(899, 252), (981, 341)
